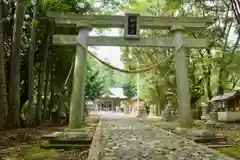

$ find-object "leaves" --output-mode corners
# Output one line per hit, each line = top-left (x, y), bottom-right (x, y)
(84, 65), (104, 101)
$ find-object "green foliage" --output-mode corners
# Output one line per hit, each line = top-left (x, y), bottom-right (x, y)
(43, 0), (71, 12)
(122, 80), (136, 98)
(89, 58), (117, 91)
(84, 65), (104, 101)
(43, 0), (93, 13)
(165, 0), (181, 10)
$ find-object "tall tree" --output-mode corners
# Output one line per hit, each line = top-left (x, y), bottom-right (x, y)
(36, 24), (50, 125)
(27, 0), (39, 126)
(0, 0), (8, 129)
(6, 0), (26, 128)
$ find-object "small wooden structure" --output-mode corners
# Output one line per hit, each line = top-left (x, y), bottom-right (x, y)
(211, 90), (240, 121)
(96, 88), (127, 111)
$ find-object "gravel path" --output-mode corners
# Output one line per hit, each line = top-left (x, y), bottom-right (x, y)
(100, 112), (234, 160)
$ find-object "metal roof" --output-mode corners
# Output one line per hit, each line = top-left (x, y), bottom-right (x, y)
(110, 87), (127, 99)
(211, 90), (239, 102)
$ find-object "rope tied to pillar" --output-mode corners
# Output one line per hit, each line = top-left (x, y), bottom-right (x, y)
(76, 41), (174, 74)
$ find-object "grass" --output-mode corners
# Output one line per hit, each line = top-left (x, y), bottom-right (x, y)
(23, 147), (60, 160)
(217, 147), (240, 158)
(0, 116), (101, 160)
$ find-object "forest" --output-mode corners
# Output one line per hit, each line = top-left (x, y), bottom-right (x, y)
(0, 0), (240, 130)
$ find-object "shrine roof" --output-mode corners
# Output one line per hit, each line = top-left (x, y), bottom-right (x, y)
(101, 87), (127, 99)
(211, 90), (239, 102)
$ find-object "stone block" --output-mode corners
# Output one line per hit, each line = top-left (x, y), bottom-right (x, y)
(201, 115), (209, 120)
(189, 129), (215, 137)
(174, 127), (187, 134)
(194, 120), (205, 126)
(215, 122), (225, 128)
(205, 120), (217, 128)
(42, 132), (64, 139)
(63, 132), (91, 140)
(209, 112), (218, 121)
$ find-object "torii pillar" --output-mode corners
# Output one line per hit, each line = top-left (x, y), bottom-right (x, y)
(171, 24), (192, 128)
(69, 26), (92, 129)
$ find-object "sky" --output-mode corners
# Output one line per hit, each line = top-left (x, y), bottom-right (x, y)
(89, 28), (124, 69)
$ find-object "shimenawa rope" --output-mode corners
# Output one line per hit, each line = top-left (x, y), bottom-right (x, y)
(77, 42), (173, 74)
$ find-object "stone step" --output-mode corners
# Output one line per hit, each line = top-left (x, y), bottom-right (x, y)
(42, 131), (92, 140)
(42, 132), (63, 140)
(49, 138), (92, 145)
(200, 141), (228, 146)
(207, 144), (233, 149)
(40, 143), (90, 150)
(192, 136), (227, 143)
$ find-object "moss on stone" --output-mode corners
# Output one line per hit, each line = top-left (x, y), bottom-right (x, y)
(23, 147), (60, 160)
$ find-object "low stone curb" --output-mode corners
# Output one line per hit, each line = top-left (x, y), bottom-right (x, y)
(151, 125), (235, 160)
(87, 117), (104, 160)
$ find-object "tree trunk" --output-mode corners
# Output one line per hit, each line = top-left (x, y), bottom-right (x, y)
(218, 67), (224, 95)
(36, 61), (42, 125)
(43, 49), (51, 121)
(49, 77), (54, 121)
(6, 0), (25, 128)
(48, 49), (55, 121)
(0, 0), (8, 130)
(36, 24), (50, 124)
(27, 0), (39, 127)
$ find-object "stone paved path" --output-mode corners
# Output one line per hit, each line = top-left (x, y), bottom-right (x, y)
(100, 112), (234, 160)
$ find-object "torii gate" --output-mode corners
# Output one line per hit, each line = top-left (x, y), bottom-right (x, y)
(47, 12), (213, 129)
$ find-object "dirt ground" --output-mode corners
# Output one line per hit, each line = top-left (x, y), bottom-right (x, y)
(0, 116), (100, 160)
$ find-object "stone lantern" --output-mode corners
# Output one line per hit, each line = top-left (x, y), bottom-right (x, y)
(166, 89), (174, 107)
(200, 102), (209, 120)
(161, 89), (175, 121)
(205, 102), (219, 129)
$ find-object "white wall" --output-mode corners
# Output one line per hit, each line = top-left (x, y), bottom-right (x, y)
(218, 112), (240, 122)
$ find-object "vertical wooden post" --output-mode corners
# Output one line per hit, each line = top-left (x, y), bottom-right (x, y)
(69, 26), (91, 129)
(111, 100), (114, 112)
(171, 24), (192, 128)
